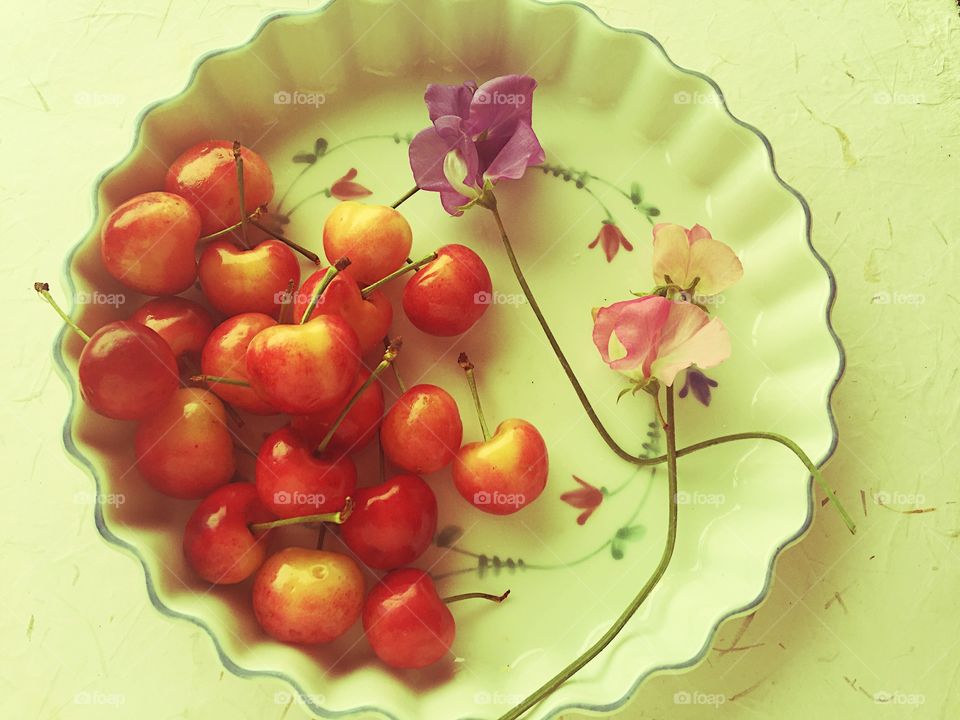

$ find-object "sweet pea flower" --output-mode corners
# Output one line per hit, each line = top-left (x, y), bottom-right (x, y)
(651, 223), (742, 296)
(592, 295), (730, 386)
(409, 75), (545, 215)
(588, 222), (633, 262)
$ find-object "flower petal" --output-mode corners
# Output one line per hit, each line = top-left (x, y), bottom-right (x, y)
(481, 121), (545, 183)
(466, 74), (537, 139)
(687, 237), (744, 296)
(652, 224), (693, 287)
(425, 81), (476, 122)
(687, 224), (712, 242)
(651, 307), (730, 386)
(592, 296), (670, 380)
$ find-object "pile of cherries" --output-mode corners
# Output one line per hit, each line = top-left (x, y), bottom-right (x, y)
(46, 140), (550, 669)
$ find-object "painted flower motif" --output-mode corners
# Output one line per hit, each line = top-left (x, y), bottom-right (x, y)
(560, 476), (604, 525)
(409, 75), (545, 215)
(588, 222), (633, 262)
(330, 168), (372, 201)
(651, 223), (743, 296)
(592, 295), (730, 386)
(678, 368), (719, 406)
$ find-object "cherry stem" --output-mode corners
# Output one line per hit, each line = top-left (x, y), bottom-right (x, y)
(232, 141), (250, 248)
(249, 498), (354, 532)
(278, 278), (296, 324)
(443, 589), (510, 605)
(384, 336), (407, 393)
(190, 374), (251, 388)
(458, 352), (491, 442)
(360, 251), (438, 298)
(497, 388), (680, 720)
(300, 257), (350, 324)
(315, 338), (402, 455)
(199, 207), (265, 242)
(183, 357), (245, 427)
(35, 282), (90, 342)
(391, 186), (419, 208)
(249, 216), (321, 264)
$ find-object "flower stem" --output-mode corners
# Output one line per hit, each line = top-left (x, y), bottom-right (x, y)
(300, 258), (350, 324)
(315, 339), (402, 455)
(190, 374), (250, 387)
(249, 499), (353, 532)
(443, 589), (510, 605)
(391, 185), (420, 208)
(458, 352), (491, 442)
(34, 282), (90, 342)
(498, 387), (680, 720)
(360, 251), (437, 298)
(232, 141), (250, 248)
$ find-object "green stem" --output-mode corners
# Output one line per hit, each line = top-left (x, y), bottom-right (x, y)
(392, 185), (420, 208)
(249, 500), (353, 533)
(498, 388), (680, 720)
(284, 188), (331, 217)
(443, 590), (510, 604)
(198, 207), (265, 242)
(232, 141), (250, 248)
(458, 352), (491, 442)
(300, 259), (349, 324)
(248, 217), (321, 264)
(360, 251), (437, 298)
(34, 282), (90, 342)
(316, 340), (401, 454)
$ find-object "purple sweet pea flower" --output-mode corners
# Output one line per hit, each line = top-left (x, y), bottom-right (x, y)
(409, 75), (545, 215)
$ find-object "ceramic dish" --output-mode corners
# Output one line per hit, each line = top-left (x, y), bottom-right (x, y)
(53, 0), (843, 718)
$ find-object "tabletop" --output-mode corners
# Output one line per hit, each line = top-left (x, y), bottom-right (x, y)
(1, 1), (957, 718)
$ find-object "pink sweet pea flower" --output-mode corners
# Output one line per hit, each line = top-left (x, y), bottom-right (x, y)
(651, 223), (743, 296)
(409, 75), (545, 215)
(592, 296), (730, 386)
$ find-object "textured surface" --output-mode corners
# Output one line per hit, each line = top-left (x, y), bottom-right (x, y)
(0, 1), (957, 719)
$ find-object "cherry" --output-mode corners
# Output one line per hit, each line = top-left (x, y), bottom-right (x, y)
(182, 483), (274, 584)
(200, 312), (278, 415)
(135, 387), (237, 499)
(402, 244), (492, 336)
(253, 547), (364, 644)
(340, 475), (437, 569)
(453, 354), (548, 514)
(381, 384), (462, 474)
(165, 140), (274, 235)
(100, 191), (201, 295)
(289, 368), (384, 453)
(255, 426), (356, 518)
(293, 268), (392, 354)
(129, 296), (214, 358)
(198, 239), (300, 318)
(323, 201), (412, 284)
(363, 569), (508, 669)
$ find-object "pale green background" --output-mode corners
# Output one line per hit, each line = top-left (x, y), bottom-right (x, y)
(1, 0), (957, 718)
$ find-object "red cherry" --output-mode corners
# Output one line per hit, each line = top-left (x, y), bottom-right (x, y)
(340, 475), (437, 569)
(253, 547), (364, 644)
(363, 569), (454, 669)
(200, 312), (278, 415)
(293, 268), (392, 353)
(289, 368), (384, 453)
(453, 419), (549, 515)
(78, 321), (179, 420)
(100, 192), (201, 295)
(198, 239), (300, 318)
(255, 426), (356, 519)
(322, 201), (413, 284)
(129, 296), (214, 358)
(246, 316), (360, 415)
(401, 244), (492, 336)
(381, 384), (462, 474)
(183, 483), (274, 584)
(135, 388), (237, 499)
(165, 140), (274, 235)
